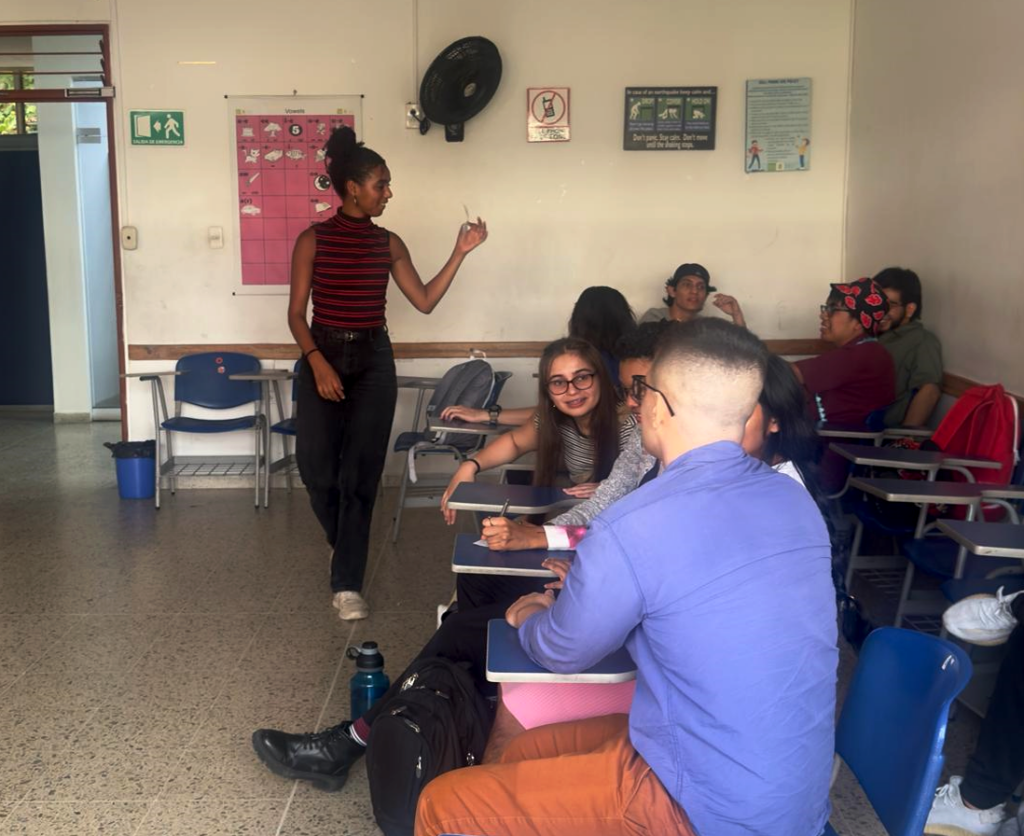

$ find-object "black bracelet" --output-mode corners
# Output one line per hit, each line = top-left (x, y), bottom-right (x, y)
(466, 458), (481, 474)
(304, 347), (322, 361)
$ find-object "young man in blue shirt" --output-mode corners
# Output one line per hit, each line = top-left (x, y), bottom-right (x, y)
(416, 319), (838, 836)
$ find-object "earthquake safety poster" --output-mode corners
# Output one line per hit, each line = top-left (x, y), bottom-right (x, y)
(623, 87), (717, 151)
(227, 95), (362, 289)
(744, 78), (812, 173)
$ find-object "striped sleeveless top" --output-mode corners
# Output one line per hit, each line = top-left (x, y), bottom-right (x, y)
(311, 211), (392, 329)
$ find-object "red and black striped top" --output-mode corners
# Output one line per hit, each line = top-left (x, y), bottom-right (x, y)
(311, 211), (392, 329)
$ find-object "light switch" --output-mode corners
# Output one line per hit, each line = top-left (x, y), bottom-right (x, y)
(208, 226), (224, 249)
(120, 226), (138, 250)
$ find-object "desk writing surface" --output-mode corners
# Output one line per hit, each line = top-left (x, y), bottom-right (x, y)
(849, 477), (982, 504)
(446, 482), (581, 514)
(451, 533), (562, 577)
(396, 376), (442, 389)
(981, 485), (1024, 500)
(935, 520), (1024, 559)
(816, 423), (885, 441)
(829, 443), (945, 469)
(427, 418), (519, 437)
(486, 620), (636, 684)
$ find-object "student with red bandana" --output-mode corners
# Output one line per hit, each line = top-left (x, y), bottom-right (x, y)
(790, 277), (895, 490)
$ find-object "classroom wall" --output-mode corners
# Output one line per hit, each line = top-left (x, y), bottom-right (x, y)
(5, 0), (855, 465)
(845, 0), (1024, 395)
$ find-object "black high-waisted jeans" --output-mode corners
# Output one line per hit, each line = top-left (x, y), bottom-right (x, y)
(296, 325), (397, 593)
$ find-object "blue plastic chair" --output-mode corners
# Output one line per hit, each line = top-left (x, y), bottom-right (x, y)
(391, 370), (513, 542)
(144, 352), (265, 508)
(825, 627), (972, 836)
(268, 360), (302, 491)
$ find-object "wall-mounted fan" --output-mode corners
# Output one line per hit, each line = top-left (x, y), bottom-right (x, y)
(418, 36), (502, 142)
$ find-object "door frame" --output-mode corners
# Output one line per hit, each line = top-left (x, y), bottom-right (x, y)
(0, 23), (127, 437)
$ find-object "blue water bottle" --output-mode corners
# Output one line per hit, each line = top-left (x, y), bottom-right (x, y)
(347, 641), (390, 720)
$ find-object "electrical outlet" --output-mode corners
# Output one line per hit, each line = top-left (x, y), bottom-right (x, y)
(405, 103), (423, 129)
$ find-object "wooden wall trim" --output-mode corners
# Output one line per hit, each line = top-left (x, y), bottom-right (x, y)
(128, 338), (833, 362)
(125, 340), (1023, 405)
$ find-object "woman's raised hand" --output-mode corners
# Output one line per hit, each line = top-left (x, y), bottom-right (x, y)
(455, 218), (488, 255)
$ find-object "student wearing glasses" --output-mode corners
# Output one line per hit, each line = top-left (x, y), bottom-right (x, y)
(873, 266), (943, 428)
(790, 277), (895, 427)
(440, 337), (635, 518)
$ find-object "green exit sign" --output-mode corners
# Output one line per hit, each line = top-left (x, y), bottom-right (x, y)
(130, 110), (185, 146)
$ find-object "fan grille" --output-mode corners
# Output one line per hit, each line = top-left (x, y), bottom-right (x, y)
(420, 36), (502, 126)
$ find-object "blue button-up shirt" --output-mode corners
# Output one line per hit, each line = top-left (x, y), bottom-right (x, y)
(519, 441), (837, 836)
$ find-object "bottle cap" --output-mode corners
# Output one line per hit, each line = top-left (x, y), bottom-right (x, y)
(347, 641), (384, 670)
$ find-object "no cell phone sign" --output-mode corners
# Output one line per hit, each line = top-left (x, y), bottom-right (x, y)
(527, 87), (570, 143)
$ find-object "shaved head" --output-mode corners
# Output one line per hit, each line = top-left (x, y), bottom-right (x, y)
(642, 319), (768, 462)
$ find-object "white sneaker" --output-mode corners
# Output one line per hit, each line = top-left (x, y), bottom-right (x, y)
(332, 591), (369, 621)
(943, 587), (1023, 646)
(925, 776), (1007, 836)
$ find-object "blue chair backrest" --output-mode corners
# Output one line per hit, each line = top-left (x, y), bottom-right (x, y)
(836, 627), (972, 836)
(174, 352), (262, 409)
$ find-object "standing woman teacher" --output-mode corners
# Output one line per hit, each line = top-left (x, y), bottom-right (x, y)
(288, 126), (488, 621)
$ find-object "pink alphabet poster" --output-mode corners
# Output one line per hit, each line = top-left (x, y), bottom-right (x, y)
(229, 97), (362, 288)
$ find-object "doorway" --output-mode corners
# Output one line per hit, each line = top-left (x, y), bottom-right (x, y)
(0, 25), (126, 435)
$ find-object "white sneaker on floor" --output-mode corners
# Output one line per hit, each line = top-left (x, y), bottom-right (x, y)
(333, 591), (369, 621)
(943, 587), (1023, 646)
(925, 776), (1007, 836)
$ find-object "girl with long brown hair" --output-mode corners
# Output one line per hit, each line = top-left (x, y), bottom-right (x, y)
(441, 337), (632, 525)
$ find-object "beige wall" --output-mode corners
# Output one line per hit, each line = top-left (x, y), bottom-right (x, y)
(5, 0), (855, 457)
(846, 0), (1024, 394)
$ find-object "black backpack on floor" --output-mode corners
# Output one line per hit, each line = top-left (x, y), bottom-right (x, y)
(365, 656), (493, 836)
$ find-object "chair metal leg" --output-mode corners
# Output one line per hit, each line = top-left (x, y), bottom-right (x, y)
(845, 520), (864, 589)
(392, 451), (412, 543)
(154, 427), (162, 509)
(254, 421), (261, 509)
(895, 561), (916, 627)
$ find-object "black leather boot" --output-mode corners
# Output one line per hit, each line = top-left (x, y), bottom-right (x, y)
(251, 720), (365, 792)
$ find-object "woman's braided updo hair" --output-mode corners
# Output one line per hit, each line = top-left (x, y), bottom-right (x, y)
(323, 126), (386, 200)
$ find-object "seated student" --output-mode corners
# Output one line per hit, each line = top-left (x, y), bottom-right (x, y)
(486, 349), (826, 749)
(926, 588), (1024, 836)
(484, 345), (820, 552)
(251, 336), (630, 790)
(441, 285), (636, 427)
(480, 321), (668, 552)
(873, 266), (944, 428)
(791, 276), (895, 425)
(639, 262), (747, 327)
(416, 319), (838, 836)
(441, 337), (634, 511)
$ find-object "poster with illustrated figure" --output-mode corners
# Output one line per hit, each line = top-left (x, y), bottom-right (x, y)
(227, 96), (363, 291)
(744, 79), (812, 173)
(623, 87), (717, 151)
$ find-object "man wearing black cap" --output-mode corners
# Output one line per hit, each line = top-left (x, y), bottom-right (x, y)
(640, 263), (747, 327)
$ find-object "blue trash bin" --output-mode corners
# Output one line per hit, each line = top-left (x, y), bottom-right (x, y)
(105, 440), (156, 499)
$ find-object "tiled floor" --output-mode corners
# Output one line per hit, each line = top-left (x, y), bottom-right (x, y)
(0, 414), (981, 834)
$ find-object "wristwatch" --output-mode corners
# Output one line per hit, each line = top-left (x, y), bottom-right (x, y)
(488, 404), (503, 426)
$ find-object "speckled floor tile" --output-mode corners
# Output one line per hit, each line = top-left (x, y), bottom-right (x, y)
(0, 801), (149, 835)
(25, 739), (179, 803)
(282, 772), (380, 836)
(238, 612), (353, 672)
(132, 798), (286, 835)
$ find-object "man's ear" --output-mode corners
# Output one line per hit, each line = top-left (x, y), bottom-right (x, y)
(904, 302), (918, 321)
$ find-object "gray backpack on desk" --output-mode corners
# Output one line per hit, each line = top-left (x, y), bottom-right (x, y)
(424, 359), (495, 452)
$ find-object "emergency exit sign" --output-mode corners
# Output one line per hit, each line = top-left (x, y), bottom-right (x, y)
(130, 110), (185, 146)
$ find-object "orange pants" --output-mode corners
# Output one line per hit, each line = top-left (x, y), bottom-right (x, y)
(415, 714), (694, 836)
